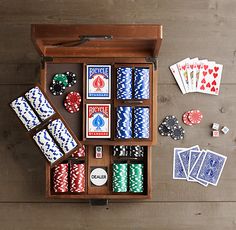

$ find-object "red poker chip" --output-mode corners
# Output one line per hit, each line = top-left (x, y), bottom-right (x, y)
(182, 111), (193, 126)
(72, 145), (86, 158)
(188, 110), (203, 124)
(65, 92), (81, 105)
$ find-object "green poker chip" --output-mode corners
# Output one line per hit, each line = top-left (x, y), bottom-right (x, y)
(53, 73), (68, 87)
(129, 164), (144, 193)
(112, 163), (128, 192)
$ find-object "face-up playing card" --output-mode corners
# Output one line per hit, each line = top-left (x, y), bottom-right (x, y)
(189, 151), (208, 186)
(173, 148), (187, 180)
(197, 150), (227, 186)
(177, 58), (190, 93)
(195, 59), (208, 90)
(197, 62), (223, 95)
(186, 58), (198, 92)
(188, 150), (201, 181)
(169, 64), (187, 94)
(178, 145), (200, 179)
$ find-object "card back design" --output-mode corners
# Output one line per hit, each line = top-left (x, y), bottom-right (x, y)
(173, 148), (187, 179)
(86, 65), (111, 99)
(86, 104), (111, 138)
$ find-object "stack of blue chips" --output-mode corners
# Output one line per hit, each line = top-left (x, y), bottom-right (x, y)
(134, 107), (150, 138)
(134, 68), (150, 99)
(116, 106), (132, 139)
(116, 67), (133, 99)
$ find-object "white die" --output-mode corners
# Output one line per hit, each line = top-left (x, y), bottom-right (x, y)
(221, 126), (229, 134)
(212, 130), (220, 137)
(212, 123), (220, 130)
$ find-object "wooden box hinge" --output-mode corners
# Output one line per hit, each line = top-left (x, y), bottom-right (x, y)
(145, 57), (158, 70)
(41, 56), (53, 69)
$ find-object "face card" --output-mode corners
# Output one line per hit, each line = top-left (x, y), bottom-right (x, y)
(197, 150), (227, 186)
(177, 58), (190, 93)
(86, 104), (111, 138)
(173, 148), (187, 180)
(197, 62), (222, 95)
(186, 58), (198, 92)
(169, 64), (186, 94)
(188, 150), (201, 181)
(178, 145), (200, 179)
(195, 59), (208, 89)
(86, 65), (111, 99)
(189, 151), (208, 186)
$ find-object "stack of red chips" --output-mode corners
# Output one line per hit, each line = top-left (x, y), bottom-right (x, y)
(64, 91), (81, 113)
(70, 163), (85, 192)
(53, 163), (69, 192)
(71, 145), (86, 158)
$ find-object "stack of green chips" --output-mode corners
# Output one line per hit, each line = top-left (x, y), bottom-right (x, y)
(112, 163), (128, 192)
(129, 163), (144, 193)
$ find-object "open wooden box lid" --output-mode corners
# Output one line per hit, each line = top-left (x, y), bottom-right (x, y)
(31, 24), (163, 59)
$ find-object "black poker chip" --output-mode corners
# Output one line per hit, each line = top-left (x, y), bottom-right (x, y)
(49, 81), (66, 96)
(158, 123), (171, 136)
(64, 71), (77, 87)
(162, 115), (178, 130)
(170, 125), (185, 140)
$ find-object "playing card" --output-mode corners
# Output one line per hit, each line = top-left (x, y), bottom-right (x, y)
(177, 58), (190, 93)
(195, 59), (208, 89)
(197, 150), (227, 186)
(189, 151), (208, 186)
(186, 58), (198, 92)
(197, 62), (223, 95)
(86, 104), (111, 138)
(86, 65), (111, 99)
(178, 145), (200, 179)
(187, 150), (201, 181)
(173, 148), (187, 180)
(169, 63), (186, 94)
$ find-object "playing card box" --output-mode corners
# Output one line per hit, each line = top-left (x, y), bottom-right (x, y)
(30, 24), (162, 200)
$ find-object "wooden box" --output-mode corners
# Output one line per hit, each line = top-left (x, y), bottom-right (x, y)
(31, 24), (162, 200)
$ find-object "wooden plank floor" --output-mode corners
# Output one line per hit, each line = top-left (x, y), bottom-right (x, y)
(1, 0), (236, 229)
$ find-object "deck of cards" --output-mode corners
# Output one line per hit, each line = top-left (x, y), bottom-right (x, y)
(173, 145), (227, 186)
(170, 58), (223, 95)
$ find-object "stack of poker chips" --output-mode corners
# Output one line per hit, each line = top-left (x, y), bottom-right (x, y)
(134, 67), (150, 99)
(112, 163), (128, 192)
(113, 146), (145, 158)
(53, 163), (69, 192)
(116, 106), (133, 139)
(49, 72), (77, 96)
(158, 115), (185, 140)
(64, 91), (81, 113)
(116, 67), (133, 99)
(116, 67), (150, 100)
(129, 164), (144, 193)
(71, 145), (86, 158)
(134, 107), (150, 138)
(70, 163), (85, 193)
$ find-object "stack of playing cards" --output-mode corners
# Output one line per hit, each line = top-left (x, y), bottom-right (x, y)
(170, 58), (223, 95)
(173, 145), (227, 186)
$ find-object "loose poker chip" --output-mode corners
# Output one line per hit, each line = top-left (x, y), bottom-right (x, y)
(64, 102), (80, 113)
(162, 115), (178, 130)
(49, 81), (66, 96)
(158, 123), (171, 136)
(188, 110), (203, 124)
(53, 73), (68, 87)
(65, 92), (81, 105)
(64, 71), (77, 87)
(182, 111), (193, 126)
(170, 125), (185, 140)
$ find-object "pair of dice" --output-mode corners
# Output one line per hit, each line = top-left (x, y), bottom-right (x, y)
(212, 123), (229, 137)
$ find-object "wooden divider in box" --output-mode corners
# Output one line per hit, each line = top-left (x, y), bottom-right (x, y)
(46, 145), (151, 199)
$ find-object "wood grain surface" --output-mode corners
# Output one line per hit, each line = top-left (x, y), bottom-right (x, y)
(1, 0), (236, 229)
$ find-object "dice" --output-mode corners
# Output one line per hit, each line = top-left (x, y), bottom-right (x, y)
(95, 146), (103, 159)
(221, 126), (229, 134)
(212, 123), (220, 130)
(212, 130), (220, 137)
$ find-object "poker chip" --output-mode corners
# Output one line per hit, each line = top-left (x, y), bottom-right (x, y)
(162, 115), (178, 130)
(64, 92), (81, 113)
(112, 163), (128, 192)
(129, 164), (144, 193)
(188, 110), (203, 124)
(72, 145), (86, 158)
(170, 125), (185, 140)
(182, 111), (193, 126)
(70, 163), (85, 193)
(53, 73), (68, 87)
(158, 123), (171, 136)
(53, 163), (69, 193)
(64, 71), (77, 87)
(49, 81), (65, 96)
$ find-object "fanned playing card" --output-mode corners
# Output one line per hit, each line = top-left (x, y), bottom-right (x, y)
(186, 58), (198, 92)
(173, 148), (187, 179)
(177, 58), (190, 93)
